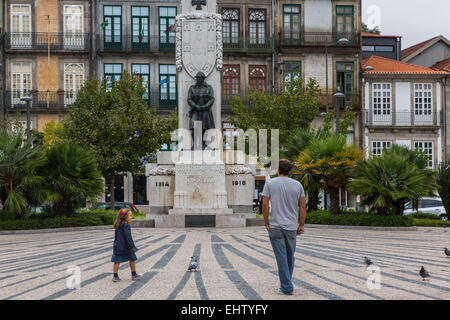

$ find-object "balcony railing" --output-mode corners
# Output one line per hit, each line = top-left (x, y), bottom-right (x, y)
(281, 32), (360, 47)
(97, 35), (175, 53)
(4, 91), (77, 110)
(223, 36), (274, 53)
(365, 110), (442, 127)
(4, 33), (90, 51)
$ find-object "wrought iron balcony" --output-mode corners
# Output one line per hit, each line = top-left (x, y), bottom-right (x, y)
(4, 91), (78, 110)
(4, 33), (90, 51)
(97, 34), (175, 53)
(223, 36), (274, 53)
(365, 110), (443, 127)
(280, 32), (360, 47)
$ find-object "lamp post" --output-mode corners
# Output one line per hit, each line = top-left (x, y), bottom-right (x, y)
(325, 37), (351, 112)
(20, 96), (32, 139)
(333, 92), (345, 133)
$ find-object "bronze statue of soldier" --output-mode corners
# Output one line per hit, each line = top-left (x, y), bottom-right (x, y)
(188, 71), (215, 149)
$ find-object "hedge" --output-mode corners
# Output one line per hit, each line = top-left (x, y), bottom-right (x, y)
(305, 210), (414, 227)
(408, 212), (443, 220)
(0, 209), (145, 231)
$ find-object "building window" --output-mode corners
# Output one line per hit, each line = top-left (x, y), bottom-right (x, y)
(222, 65), (240, 103)
(104, 63), (122, 92)
(336, 62), (354, 103)
(131, 6), (149, 49)
(249, 65), (267, 93)
(375, 46), (394, 52)
(64, 63), (84, 106)
(103, 6), (122, 49)
(10, 4), (32, 47)
(248, 9), (266, 45)
(283, 61), (301, 89)
(372, 141), (391, 157)
(159, 7), (176, 48)
(282, 4), (301, 45)
(414, 141), (433, 168)
(159, 64), (177, 107)
(414, 83), (432, 116)
(11, 62), (32, 105)
(131, 64), (150, 102)
(64, 5), (83, 48)
(362, 45), (374, 52)
(336, 5), (354, 40)
(372, 83), (391, 117)
(222, 8), (239, 45)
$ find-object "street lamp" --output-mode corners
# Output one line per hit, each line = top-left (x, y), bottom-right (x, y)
(325, 37), (351, 112)
(20, 96), (32, 139)
(333, 92), (345, 133)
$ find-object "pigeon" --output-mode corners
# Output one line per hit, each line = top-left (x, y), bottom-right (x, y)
(364, 256), (373, 268)
(188, 256), (199, 272)
(419, 266), (430, 281)
(445, 247), (450, 257)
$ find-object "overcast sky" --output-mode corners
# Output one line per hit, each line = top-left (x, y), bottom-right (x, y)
(362, 0), (450, 49)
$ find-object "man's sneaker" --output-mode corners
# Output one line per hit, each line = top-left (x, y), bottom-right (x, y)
(112, 277), (122, 283)
(278, 288), (293, 295)
(132, 273), (143, 281)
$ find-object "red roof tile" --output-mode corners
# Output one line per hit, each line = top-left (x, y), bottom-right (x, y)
(432, 58), (450, 72)
(401, 35), (449, 61)
(362, 56), (449, 75)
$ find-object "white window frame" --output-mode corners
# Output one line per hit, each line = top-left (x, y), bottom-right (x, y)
(372, 83), (391, 125)
(371, 141), (392, 157)
(10, 4), (32, 48)
(11, 62), (32, 105)
(64, 63), (84, 106)
(414, 83), (433, 124)
(414, 141), (434, 169)
(64, 5), (84, 48)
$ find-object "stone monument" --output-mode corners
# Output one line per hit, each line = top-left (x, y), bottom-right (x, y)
(146, 0), (255, 228)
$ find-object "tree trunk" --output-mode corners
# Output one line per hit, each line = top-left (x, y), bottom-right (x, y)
(110, 176), (115, 212)
(55, 194), (68, 217)
(307, 190), (320, 212)
(329, 187), (340, 215)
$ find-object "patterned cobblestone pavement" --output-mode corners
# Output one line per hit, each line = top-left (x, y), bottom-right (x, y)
(0, 227), (449, 300)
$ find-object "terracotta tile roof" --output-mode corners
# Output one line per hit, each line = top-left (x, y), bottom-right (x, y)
(362, 32), (401, 38)
(432, 58), (450, 72)
(401, 35), (449, 61)
(362, 55), (449, 75)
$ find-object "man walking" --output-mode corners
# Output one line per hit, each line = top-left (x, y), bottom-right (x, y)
(262, 159), (306, 295)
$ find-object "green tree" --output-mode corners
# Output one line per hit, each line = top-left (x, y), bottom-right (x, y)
(0, 130), (46, 218)
(42, 120), (65, 149)
(362, 22), (381, 34)
(40, 142), (104, 216)
(62, 71), (177, 209)
(437, 161), (450, 219)
(229, 77), (320, 148)
(294, 134), (363, 215)
(348, 145), (436, 215)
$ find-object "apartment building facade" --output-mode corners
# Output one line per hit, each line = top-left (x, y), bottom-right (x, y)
(362, 56), (448, 170)
(0, 0), (361, 210)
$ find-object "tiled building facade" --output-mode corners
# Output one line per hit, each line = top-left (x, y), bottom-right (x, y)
(0, 0), (362, 209)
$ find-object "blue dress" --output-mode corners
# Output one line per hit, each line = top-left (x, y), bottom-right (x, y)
(111, 222), (138, 263)
(111, 253), (138, 263)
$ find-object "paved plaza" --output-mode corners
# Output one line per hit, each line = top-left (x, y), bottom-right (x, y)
(0, 226), (449, 300)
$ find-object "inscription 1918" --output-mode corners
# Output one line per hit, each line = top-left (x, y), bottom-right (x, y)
(232, 180), (246, 186)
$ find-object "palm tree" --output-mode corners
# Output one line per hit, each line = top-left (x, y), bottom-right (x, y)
(41, 142), (104, 216)
(348, 145), (436, 215)
(0, 130), (46, 218)
(437, 161), (450, 219)
(294, 134), (363, 215)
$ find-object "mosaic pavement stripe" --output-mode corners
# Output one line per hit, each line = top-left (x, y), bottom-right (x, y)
(113, 272), (158, 300)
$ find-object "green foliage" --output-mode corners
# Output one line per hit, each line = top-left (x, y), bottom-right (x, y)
(0, 130), (46, 218)
(62, 70), (178, 193)
(305, 209), (413, 227)
(348, 144), (437, 215)
(408, 212), (442, 220)
(412, 218), (448, 227)
(42, 120), (66, 149)
(229, 77), (320, 147)
(362, 22), (381, 34)
(294, 134), (363, 214)
(39, 142), (104, 216)
(437, 161), (450, 219)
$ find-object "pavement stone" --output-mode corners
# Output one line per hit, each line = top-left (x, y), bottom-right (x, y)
(0, 227), (449, 300)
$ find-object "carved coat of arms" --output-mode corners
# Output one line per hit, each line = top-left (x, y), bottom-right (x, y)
(175, 13), (223, 79)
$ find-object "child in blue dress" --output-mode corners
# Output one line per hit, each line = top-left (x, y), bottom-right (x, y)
(111, 208), (142, 282)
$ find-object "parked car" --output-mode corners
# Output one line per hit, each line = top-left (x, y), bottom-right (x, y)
(403, 197), (447, 220)
(93, 202), (139, 212)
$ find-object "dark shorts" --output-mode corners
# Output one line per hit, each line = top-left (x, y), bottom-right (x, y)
(111, 253), (138, 263)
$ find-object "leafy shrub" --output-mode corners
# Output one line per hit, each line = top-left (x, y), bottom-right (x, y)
(305, 210), (413, 227)
(408, 212), (442, 220)
(412, 219), (448, 227)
